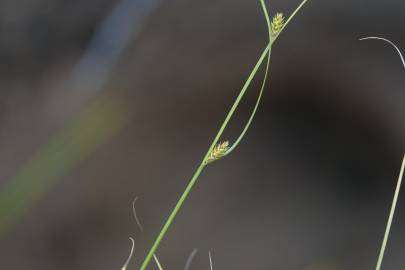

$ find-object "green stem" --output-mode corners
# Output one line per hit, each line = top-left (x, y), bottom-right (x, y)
(375, 154), (405, 270)
(139, 1), (310, 269)
(226, 0), (272, 155)
(139, 37), (268, 270)
(227, 0), (310, 155)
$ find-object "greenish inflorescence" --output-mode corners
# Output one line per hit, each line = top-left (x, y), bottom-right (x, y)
(271, 12), (285, 37)
(204, 141), (230, 165)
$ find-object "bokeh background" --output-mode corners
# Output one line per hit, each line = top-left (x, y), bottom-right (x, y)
(1, 0), (405, 269)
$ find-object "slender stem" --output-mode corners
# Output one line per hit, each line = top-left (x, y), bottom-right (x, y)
(359, 37), (405, 70)
(209, 251), (213, 270)
(226, 0), (272, 155)
(376, 154), (405, 270)
(359, 36), (405, 270)
(139, 1), (310, 269)
(280, 0), (309, 38)
(153, 255), (164, 270)
(139, 37), (268, 270)
(121, 237), (135, 270)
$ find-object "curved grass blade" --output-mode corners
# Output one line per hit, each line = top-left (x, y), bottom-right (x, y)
(360, 37), (405, 69)
(360, 37), (405, 270)
(225, 0), (272, 155)
(121, 237), (135, 270)
(184, 249), (198, 270)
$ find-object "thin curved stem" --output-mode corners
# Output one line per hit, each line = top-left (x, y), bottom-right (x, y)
(226, 0), (272, 155)
(184, 249), (198, 270)
(360, 36), (405, 270)
(121, 237), (135, 270)
(227, 0), (311, 156)
(360, 37), (405, 70)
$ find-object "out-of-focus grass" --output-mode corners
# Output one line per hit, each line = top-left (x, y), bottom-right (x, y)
(0, 95), (129, 236)
(0, 0), (159, 237)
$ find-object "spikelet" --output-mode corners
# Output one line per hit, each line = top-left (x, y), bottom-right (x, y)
(204, 141), (230, 165)
(271, 13), (285, 36)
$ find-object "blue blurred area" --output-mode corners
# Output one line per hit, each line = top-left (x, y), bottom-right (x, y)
(71, 0), (160, 96)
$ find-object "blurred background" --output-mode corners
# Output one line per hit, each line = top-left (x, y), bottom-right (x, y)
(0, 0), (405, 269)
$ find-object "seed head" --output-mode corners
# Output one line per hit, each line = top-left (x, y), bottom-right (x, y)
(271, 13), (285, 36)
(204, 141), (230, 165)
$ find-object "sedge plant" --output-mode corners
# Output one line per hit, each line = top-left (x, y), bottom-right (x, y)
(138, 0), (310, 269)
(125, 8), (405, 270)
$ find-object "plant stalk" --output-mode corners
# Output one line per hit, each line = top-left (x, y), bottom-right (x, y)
(139, 1), (309, 269)
(376, 154), (405, 270)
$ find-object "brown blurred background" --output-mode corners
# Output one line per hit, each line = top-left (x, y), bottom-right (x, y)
(0, 0), (405, 269)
